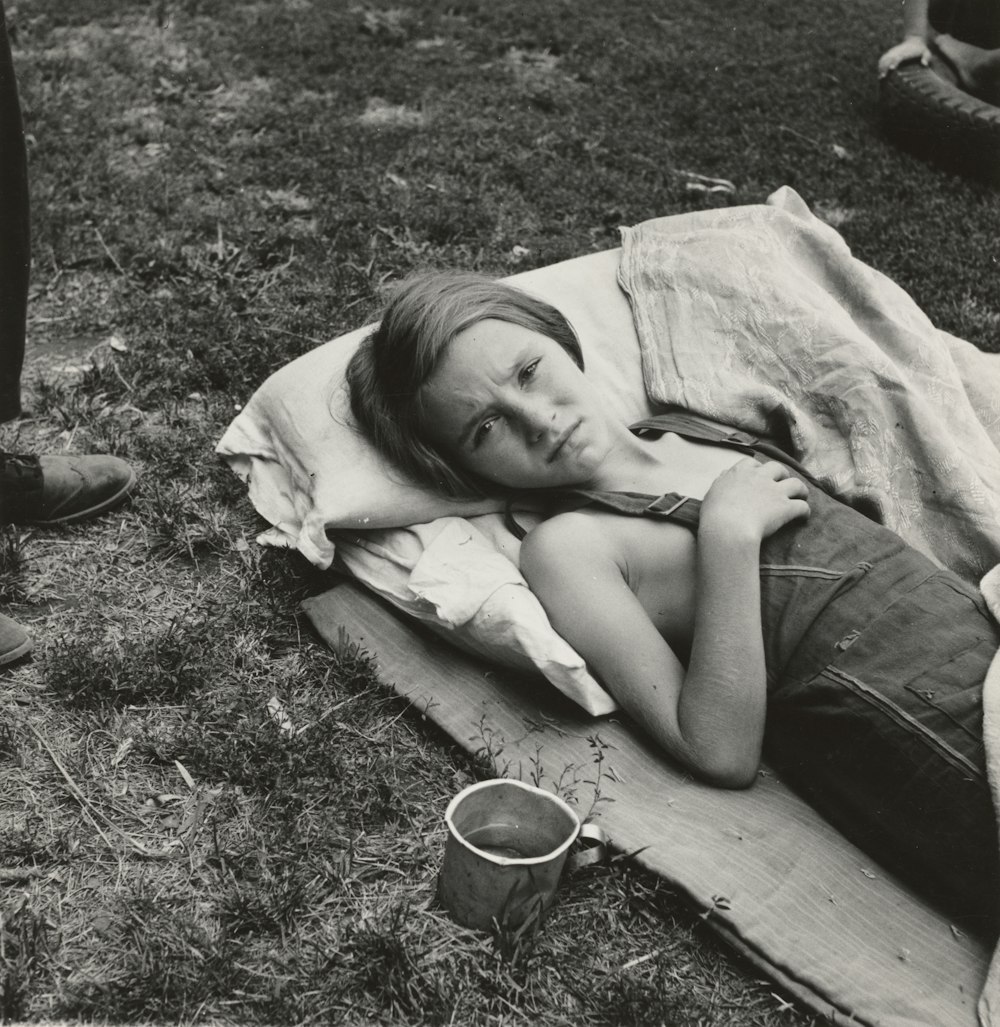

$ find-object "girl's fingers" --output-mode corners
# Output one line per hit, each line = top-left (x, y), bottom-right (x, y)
(781, 476), (809, 499)
(732, 459), (808, 499)
(759, 460), (791, 480)
(756, 462), (809, 498)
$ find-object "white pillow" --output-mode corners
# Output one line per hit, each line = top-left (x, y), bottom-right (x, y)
(216, 247), (652, 716)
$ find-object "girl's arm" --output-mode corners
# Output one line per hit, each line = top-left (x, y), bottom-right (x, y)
(521, 459), (808, 788)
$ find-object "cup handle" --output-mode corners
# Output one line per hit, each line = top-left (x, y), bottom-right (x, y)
(567, 821), (608, 871)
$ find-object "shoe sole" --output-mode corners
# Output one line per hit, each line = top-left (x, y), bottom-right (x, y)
(0, 635), (32, 666)
(30, 468), (138, 526)
(878, 63), (1000, 183)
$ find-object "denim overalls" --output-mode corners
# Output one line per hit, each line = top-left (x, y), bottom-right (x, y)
(551, 411), (1000, 932)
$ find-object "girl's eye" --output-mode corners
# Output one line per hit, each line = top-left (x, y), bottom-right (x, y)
(519, 359), (540, 386)
(473, 417), (498, 448)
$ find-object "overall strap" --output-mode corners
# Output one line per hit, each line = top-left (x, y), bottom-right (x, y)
(633, 410), (824, 489)
(504, 488), (701, 540)
(560, 488), (702, 528)
(630, 410), (760, 451)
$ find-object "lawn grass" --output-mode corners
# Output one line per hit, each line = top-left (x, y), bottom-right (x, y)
(0, 0), (996, 1023)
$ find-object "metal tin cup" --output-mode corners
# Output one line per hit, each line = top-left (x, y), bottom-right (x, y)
(437, 778), (581, 931)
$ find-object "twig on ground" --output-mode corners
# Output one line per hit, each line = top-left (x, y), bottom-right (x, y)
(24, 719), (173, 859)
(0, 867), (48, 883)
(93, 227), (128, 277)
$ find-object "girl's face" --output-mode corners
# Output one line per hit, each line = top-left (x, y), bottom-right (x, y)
(419, 319), (617, 490)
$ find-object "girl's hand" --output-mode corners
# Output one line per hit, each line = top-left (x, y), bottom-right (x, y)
(700, 459), (810, 543)
(879, 36), (932, 78)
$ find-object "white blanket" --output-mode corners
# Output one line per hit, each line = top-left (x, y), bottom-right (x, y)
(617, 187), (1000, 1021)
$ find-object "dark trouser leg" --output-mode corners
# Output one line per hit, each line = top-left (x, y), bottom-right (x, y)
(767, 574), (1000, 938)
(0, 0), (28, 423)
(929, 0), (1000, 47)
(766, 681), (1000, 937)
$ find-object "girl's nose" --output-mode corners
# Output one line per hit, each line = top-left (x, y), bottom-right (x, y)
(521, 400), (557, 443)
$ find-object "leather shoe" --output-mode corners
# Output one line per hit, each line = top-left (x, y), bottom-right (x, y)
(0, 452), (137, 525)
(0, 611), (30, 665)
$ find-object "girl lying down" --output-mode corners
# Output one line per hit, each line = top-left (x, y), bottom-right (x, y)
(347, 271), (1000, 937)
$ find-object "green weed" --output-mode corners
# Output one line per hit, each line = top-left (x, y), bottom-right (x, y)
(135, 478), (232, 561)
(0, 899), (50, 1023)
(0, 720), (19, 765)
(43, 615), (224, 708)
(0, 528), (28, 604)
(60, 887), (247, 1022)
(344, 903), (457, 1022)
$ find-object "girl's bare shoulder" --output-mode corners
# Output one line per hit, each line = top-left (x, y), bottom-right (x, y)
(519, 511), (630, 603)
(521, 505), (695, 585)
(522, 508), (621, 562)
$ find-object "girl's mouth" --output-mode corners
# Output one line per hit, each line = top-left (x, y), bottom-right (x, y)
(548, 421), (580, 462)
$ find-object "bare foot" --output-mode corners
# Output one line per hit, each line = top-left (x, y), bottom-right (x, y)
(934, 34), (1000, 101)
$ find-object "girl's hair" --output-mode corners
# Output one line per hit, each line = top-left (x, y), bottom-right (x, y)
(347, 271), (583, 497)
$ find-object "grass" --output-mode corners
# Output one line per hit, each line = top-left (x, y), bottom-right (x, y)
(0, 0), (996, 1022)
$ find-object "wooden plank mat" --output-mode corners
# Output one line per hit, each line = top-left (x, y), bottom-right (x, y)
(303, 582), (992, 1027)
